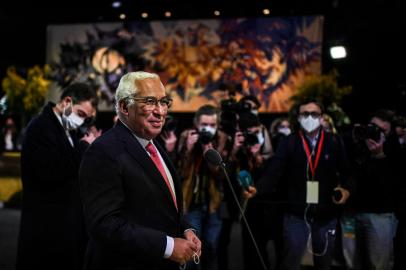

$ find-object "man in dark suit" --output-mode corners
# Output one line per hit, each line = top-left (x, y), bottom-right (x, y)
(17, 83), (99, 270)
(79, 71), (202, 270)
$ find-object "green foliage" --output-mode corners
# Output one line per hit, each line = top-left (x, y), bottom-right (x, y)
(290, 71), (352, 129)
(2, 65), (51, 125)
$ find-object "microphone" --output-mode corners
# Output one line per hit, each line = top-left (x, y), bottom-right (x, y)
(237, 170), (253, 222)
(238, 170), (253, 191)
(204, 148), (224, 167)
(203, 149), (268, 270)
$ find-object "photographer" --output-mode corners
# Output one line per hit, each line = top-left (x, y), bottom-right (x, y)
(348, 109), (400, 270)
(234, 112), (274, 270)
(177, 105), (227, 270)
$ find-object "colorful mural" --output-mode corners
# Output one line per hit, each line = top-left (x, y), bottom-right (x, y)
(47, 16), (323, 112)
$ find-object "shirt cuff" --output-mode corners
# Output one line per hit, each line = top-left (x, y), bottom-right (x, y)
(184, 228), (196, 234)
(164, 236), (174, 258)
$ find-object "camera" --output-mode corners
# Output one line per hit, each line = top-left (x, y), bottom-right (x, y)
(194, 127), (215, 145)
(220, 98), (239, 112)
(220, 98), (253, 114)
(78, 117), (96, 137)
(353, 123), (383, 142)
(162, 115), (177, 132)
(244, 132), (259, 147)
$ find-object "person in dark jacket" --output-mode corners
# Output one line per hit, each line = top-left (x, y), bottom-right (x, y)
(16, 82), (99, 270)
(348, 109), (399, 270)
(250, 99), (354, 270)
(79, 71), (201, 270)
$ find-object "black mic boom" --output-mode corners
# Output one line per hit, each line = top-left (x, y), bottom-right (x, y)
(203, 148), (268, 270)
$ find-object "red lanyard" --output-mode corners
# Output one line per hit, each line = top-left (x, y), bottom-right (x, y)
(299, 129), (324, 180)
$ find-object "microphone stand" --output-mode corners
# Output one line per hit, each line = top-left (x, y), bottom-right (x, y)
(219, 161), (269, 270)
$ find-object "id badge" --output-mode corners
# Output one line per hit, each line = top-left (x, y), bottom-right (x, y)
(306, 181), (319, 204)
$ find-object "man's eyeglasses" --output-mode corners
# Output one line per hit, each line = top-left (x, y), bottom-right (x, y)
(299, 111), (321, 118)
(130, 96), (173, 110)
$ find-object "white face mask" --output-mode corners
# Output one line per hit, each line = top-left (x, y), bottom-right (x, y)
(256, 132), (265, 146)
(299, 116), (320, 133)
(198, 125), (217, 136)
(278, 127), (291, 136)
(62, 105), (85, 131)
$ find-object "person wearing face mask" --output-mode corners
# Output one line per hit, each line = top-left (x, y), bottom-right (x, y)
(177, 104), (227, 270)
(344, 109), (401, 270)
(269, 117), (292, 152)
(246, 99), (354, 270)
(230, 112), (274, 270)
(16, 82), (99, 270)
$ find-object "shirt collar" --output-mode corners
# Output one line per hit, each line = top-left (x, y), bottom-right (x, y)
(304, 129), (320, 149)
(119, 119), (153, 149)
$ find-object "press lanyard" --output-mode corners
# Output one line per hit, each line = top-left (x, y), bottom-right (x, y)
(299, 129), (324, 180)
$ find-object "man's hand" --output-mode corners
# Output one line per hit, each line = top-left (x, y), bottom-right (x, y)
(169, 238), (198, 265)
(248, 143), (261, 155)
(186, 130), (199, 153)
(365, 136), (385, 157)
(184, 230), (202, 257)
(230, 131), (244, 158)
(242, 185), (257, 199)
(81, 128), (102, 144)
(161, 130), (177, 152)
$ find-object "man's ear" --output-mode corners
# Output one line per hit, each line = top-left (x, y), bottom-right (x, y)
(61, 96), (73, 115)
(119, 101), (129, 115)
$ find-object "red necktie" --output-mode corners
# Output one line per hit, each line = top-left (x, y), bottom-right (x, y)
(145, 142), (178, 211)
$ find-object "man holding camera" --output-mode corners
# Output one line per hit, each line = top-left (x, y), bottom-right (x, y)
(177, 104), (227, 270)
(346, 109), (400, 270)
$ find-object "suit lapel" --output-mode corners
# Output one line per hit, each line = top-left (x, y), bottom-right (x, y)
(115, 122), (179, 214)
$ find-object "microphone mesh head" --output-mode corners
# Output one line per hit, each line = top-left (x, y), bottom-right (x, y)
(204, 149), (223, 166)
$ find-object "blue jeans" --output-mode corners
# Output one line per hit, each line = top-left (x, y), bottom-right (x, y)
(281, 213), (337, 270)
(185, 204), (222, 270)
(354, 213), (396, 270)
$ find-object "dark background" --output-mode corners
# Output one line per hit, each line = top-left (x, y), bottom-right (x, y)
(0, 0), (405, 129)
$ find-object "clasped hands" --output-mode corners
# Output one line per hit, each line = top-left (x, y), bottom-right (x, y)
(170, 230), (201, 266)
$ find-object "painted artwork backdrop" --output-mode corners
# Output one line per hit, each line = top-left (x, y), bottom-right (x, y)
(47, 16), (323, 112)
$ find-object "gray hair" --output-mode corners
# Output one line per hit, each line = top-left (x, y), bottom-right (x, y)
(115, 71), (160, 115)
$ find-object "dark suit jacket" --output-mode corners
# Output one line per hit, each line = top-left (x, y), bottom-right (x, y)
(17, 102), (88, 270)
(79, 121), (189, 270)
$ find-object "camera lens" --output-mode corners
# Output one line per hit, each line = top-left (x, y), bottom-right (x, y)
(244, 132), (258, 146)
(366, 124), (382, 142)
(199, 130), (214, 144)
